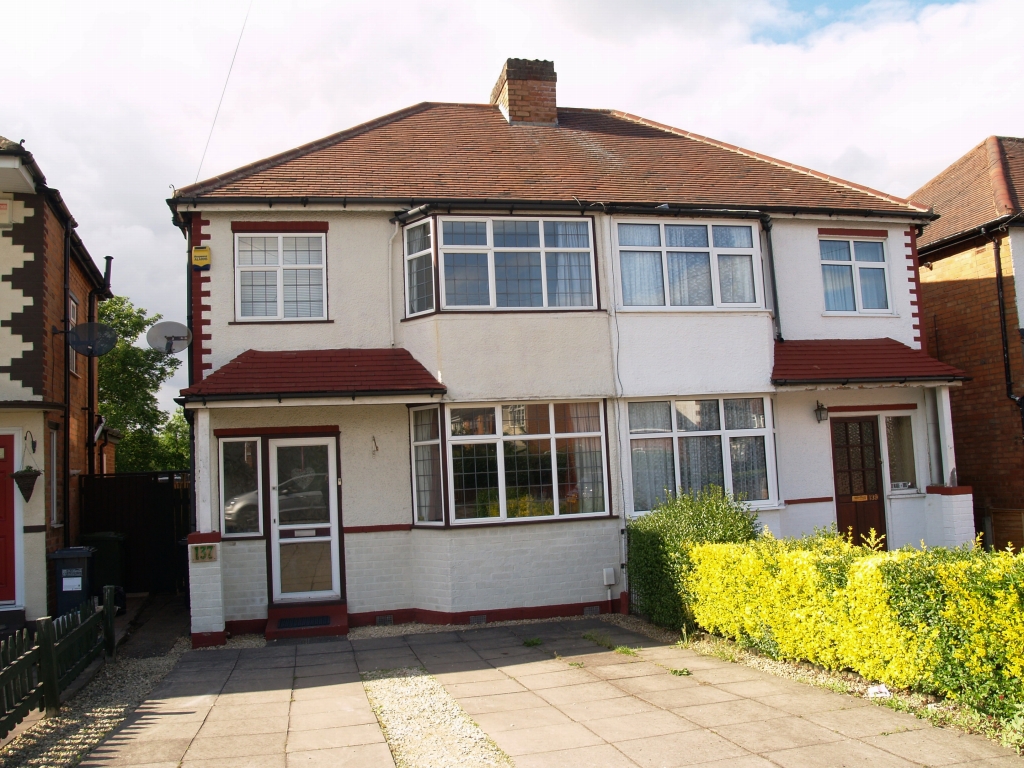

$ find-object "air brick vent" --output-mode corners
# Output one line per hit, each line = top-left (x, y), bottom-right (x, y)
(376, 614), (394, 626)
(583, 606), (601, 616)
(469, 614), (487, 625)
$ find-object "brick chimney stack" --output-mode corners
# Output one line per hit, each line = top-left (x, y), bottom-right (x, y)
(490, 59), (557, 126)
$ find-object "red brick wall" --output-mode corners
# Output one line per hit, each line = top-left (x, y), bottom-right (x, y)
(919, 233), (1024, 548)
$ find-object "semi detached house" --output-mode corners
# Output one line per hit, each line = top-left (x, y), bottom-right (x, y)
(170, 59), (974, 646)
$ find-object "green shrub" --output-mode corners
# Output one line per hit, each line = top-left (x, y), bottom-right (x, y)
(626, 486), (758, 630)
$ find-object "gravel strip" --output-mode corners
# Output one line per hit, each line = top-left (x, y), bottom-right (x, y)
(193, 632), (267, 650)
(362, 667), (512, 768)
(0, 637), (189, 767)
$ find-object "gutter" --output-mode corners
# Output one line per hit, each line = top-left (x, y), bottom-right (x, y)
(772, 375), (968, 386)
(166, 195), (933, 230)
(918, 213), (1019, 260)
(176, 387), (447, 405)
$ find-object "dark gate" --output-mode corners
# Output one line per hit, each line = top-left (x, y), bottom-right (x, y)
(80, 472), (192, 594)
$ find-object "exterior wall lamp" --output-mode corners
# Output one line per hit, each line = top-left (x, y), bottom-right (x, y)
(815, 401), (829, 423)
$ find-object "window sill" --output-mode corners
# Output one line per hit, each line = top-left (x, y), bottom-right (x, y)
(229, 319), (333, 325)
(402, 309), (605, 322)
(887, 490), (925, 499)
(221, 534), (266, 540)
(821, 311), (900, 318)
(615, 307), (770, 315)
(421, 513), (618, 529)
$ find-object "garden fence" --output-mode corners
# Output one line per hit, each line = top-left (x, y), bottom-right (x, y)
(0, 585), (117, 741)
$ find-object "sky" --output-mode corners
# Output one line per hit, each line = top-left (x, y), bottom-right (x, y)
(3, 0), (1021, 414)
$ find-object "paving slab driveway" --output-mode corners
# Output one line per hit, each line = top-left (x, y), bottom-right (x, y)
(79, 619), (1023, 768)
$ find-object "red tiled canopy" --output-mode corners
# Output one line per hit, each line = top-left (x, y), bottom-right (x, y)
(180, 349), (445, 400)
(771, 339), (967, 385)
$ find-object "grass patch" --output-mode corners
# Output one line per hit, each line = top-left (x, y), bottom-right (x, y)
(670, 668), (691, 676)
(582, 631), (614, 650)
(522, 638), (543, 647)
(568, 661), (584, 668)
(615, 646), (640, 657)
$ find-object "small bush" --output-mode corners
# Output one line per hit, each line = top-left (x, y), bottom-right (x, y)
(523, 638), (542, 647)
(626, 486), (759, 630)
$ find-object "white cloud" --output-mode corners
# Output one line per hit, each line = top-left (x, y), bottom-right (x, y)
(3, 0), (1021, 412)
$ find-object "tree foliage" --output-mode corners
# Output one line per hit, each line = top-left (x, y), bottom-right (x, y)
(98, 296), (185, 472)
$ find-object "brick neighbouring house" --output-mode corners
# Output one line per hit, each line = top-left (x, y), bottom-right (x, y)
(912, 136), (1024, 549)
(170, 58), (972, 646)
(0, 136), (115, 630)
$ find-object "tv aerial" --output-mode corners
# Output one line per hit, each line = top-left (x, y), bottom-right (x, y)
(146, 321), (192, 355)
(66, 322), (118, 357)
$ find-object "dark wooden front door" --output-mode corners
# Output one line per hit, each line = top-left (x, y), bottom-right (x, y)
(830, 418), (887, 547)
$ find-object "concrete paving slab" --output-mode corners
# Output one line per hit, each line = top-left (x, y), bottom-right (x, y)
(285, 742), (395, 767)
(489, 721), (605, 756)
(510, 743), (642, 767)
(615, 728), (749, 767)
(582, 709), (700, 742)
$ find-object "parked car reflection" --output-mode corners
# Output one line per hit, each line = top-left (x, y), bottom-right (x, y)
(224, 472), (329, 531)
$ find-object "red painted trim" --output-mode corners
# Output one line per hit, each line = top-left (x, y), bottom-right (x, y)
(828, 404), (917, 413)
(618, 591), (629, 615)
(231, 221), (329, 232)
(191, 631), (226, 648)
(347, 597), (623, 628)
(188, 532), (222, 544)
(214, 426), (340, 437)
(343, 524), (413, 534)
(785, 496), (834, 505)
(266, 603), (348, 640)
(226, 619), (268, 636)
(906, 229), (927, 353)
(818, 228), (889, 238)
(926, 485), (973, 496)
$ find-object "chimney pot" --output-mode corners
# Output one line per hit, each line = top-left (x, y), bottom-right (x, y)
(490, 58), (557, 126)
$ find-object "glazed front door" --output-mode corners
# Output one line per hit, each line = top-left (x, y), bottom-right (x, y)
(830, 418), (887, 547)
(269, 438), (340, 602)
(0, 435), (14, 602)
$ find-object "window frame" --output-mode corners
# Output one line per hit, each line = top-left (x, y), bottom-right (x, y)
(410, 405), (444, 526)
(233, 232), (328, 321)
(404, 219), (436, 318)
(444, 400), (609, 526)
(819, 236), (892, 315)
(613, 219), (764, 311)
(625, 395), (778, 515)
(219, 436), (264, 538)
(68, 297), (78, 374)
(434, 216), (598, 312)
(878, 410), (921, 495)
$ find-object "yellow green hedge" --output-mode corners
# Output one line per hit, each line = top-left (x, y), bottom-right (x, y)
(687, 535), (1024, 717)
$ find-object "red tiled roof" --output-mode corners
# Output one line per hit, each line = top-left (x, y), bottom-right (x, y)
(180, 348), (445, 400)
(172, 104), (927, 216)
(772, 338), (967, 384)
(912, 136), (1023, 251)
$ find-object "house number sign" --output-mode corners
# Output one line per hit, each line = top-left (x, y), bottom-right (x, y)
(190, 544), (218, 563)
(850, 494), (879, 502)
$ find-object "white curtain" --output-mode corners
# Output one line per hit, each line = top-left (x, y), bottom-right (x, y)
(415, 444), (442, 522)
(621, 252), (665, 306)
(718, 254), (755, 303)
(668, 252), (713, 306)
(631, 438), (675, 511)
(678, 435), (724, 495)
(730, 436), (768, 501)
(547, 252), (594, 307)
(628, 401), (672, 433)
(822, 264), (856, 311)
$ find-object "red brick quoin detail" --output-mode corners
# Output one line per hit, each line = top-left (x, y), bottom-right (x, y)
(190, 216), (212, 380)
(187, 532), (221, 544)
(906, 228), (926, 352)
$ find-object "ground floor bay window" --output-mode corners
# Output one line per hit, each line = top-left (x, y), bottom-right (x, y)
(411, 401), (609, 525)
(628, 396), (777, 513)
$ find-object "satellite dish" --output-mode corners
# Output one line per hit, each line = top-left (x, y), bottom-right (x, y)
(147, 321), (192, 355)
(67, 323), (118, 357)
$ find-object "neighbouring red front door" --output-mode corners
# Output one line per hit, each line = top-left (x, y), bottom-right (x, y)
(0, 435), (15, 602)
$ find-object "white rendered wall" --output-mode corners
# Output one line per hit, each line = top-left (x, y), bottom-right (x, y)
(770, 219), (921, 347)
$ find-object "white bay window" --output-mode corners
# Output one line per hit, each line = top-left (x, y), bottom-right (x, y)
(628, 396), (776, 513)
(235, 234), (326, 320)
(439, 401), (608, 524)
(412, 217), (596, 312)
(616, 221), (762, 309)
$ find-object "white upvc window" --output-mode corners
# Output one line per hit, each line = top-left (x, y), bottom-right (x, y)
(615, 220), (763, 310)
(436, 217), (596, 311)
(820, 237), (890, 313)
(445, 401), (608, 524)
(410, 406), (443, 524)
(405, 220), (435, 317)
(220, 437), (263, 536)
(627, 396), (777, 514)
(234, 233), (327, 320)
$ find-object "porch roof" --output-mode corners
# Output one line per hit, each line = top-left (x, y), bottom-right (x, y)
(771, 338), (968, 385)
(179, 348), (446, 402)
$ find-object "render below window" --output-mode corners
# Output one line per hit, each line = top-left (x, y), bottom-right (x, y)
(628, 396), (775, 513)
(235, 234), (327, 320)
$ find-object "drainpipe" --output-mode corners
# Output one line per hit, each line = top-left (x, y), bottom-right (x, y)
(63, 221), (71, 548)
(388, 221), (399, 347)
(760, 215), (784, 341)
(987, 228), (1024, 436)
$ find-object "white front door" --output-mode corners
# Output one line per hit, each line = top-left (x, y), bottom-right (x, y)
(269, 437), (341, 602)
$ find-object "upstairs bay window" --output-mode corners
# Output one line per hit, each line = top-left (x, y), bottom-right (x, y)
(405, 221), (435, 316)
(628, 396), (776, 513)
(235, 234), (326, 320)
(421, 217), (596, 311)
(820, 238), (889, 313)
(443, 401), (607, 524)
(616, 221), (761, 309)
